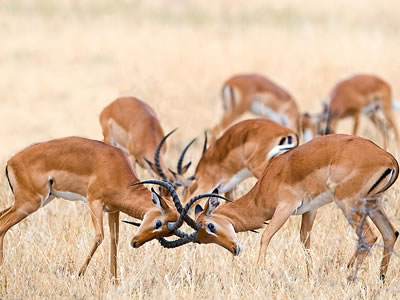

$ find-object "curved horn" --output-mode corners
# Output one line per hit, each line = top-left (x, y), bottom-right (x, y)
(157, 231), (198, 249)
(203, 131), (208, 154)
(177, 138), (196, 175)
(154, 129), (177, 181)
(132, 179), (183, 213)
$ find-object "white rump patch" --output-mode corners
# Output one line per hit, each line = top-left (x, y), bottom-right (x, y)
(219, 168), (252, 193)
(267, 143), (297, 160)
(292, 190), (334, 215)
(250, 101), (289, 127)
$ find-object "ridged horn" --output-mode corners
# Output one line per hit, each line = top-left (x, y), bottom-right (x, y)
(154, 129), (177, 181)
(203, 131), (208, 154)
(177, 138), (196, 175)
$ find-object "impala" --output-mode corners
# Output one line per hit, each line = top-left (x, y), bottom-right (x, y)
(1, 137), (221, 279)
(100, 97), (194, 187)
(210, 73), (313, 143)
(319, 74), (400, 150)
(184, 119), (298, 201)
(160, 134), (399, 280)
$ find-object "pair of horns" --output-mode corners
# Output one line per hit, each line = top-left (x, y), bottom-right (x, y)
(127, 180), (230, 248)
(146, 129), (193, 184)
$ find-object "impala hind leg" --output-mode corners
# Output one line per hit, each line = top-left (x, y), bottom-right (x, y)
(367, 204), (398, 281)
(335, 199), (377, 272)
(0, 199), (41, 264)
(300, 209), (317, 249)
(108, 211), (120, 281)
(257, 203), (296, 265)
(78, 200), (104, 276)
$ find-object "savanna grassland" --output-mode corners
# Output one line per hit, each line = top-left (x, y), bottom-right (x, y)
(1, 0), (400, 298)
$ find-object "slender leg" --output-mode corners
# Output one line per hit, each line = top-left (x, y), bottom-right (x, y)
(108, 211), (120, 281)
(0, 200), (41, 264)
(257, 204), (296, 265)
(352, 113), (361, 136)
(367, 203), (398, 280)
(0, 206), (11, 219)
(300, 209), (317, 249)
(369, 113), (388, 149)
(382, 108), (400, 152)
(335, 199), (377, 271)
(78, 200), (104, 276)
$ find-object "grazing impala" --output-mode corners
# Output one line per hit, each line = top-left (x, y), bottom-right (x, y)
(184, 119), (298, 201)
(161, 134), (399, 280)
(100, 97), (193, 186)
(210, 73), (313, 143)
(319, 74), (400, 149)
(0, 137), (216, 279)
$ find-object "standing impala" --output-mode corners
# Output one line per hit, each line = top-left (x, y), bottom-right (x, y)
(0, 137), (213, 279)
(164, 134), (398, 280)
(184, 119), (298, 201)
(210, 73), (313, 143)
(319, 74), (400, 150)
(100, 97), (193, 186)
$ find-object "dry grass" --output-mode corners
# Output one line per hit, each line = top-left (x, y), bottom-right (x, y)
(1, 0), (400, 298)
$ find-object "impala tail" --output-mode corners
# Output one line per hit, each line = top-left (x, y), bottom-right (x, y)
(5, 165), (14, 194)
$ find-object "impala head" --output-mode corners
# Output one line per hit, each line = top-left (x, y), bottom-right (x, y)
(130, 188), (179, 248)
(194, 196), (242, 256)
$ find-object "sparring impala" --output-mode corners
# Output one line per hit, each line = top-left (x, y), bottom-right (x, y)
(100, 97), (194, 188)
(160, 134), (399, 280)
(210, 73), (314, 143)
(1, 137), (222, 280)
(184, 119), (298, 201)
(319, 74), (400, 150)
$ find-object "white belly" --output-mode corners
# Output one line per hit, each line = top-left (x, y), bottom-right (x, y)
(219, 168), (252, 193)
(250, 101), (289, 127)
(50, 187), (89, 205)
(292, 190), (334, 215)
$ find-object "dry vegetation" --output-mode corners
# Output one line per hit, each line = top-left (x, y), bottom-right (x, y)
(1, 0), (400, 298)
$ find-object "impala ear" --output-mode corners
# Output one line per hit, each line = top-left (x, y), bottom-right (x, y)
(195, 204), (204, 217)
(204, 196), (220, 216)
(151, 188), (169, 212)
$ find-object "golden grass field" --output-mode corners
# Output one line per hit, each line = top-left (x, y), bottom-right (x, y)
(1, 0), (400, 298)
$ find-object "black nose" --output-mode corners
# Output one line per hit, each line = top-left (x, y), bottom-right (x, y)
(233, 247), (237, 255)
(131, 241), (137, 248)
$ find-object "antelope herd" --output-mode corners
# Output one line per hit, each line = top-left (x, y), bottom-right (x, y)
(2, 72), (400, 283)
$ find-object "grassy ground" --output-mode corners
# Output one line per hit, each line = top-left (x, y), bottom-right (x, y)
(1, 0), (400, 298)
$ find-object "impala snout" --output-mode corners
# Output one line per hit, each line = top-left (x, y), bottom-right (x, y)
(232, 243), (243, 256)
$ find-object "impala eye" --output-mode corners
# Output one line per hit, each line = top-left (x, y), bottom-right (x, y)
(155, 220), (162, 229)
(207, 223), (216, 233)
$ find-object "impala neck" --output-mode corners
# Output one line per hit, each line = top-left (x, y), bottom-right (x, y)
(117, 184), (155, 220)
(216, 184), (274, 232)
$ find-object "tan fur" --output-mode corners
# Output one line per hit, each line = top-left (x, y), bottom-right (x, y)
(185, 119), (297, 202)
(1, 137), (179, 279)
(325, 74), (400, 149)
(211, 73), (304, 142)
(100, 97), (175, 181)
(195, 134), (399, 279)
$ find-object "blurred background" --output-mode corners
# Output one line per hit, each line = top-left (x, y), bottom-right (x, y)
(1, 1), (400, 298)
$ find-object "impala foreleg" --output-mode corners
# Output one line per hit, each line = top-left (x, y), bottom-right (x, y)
(352, 113), (360, 136)
(78, 200), (104, 276)
(257, 203), (296, 265)
(367, 204), (398, 281)
(108, 211), (120, 281)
